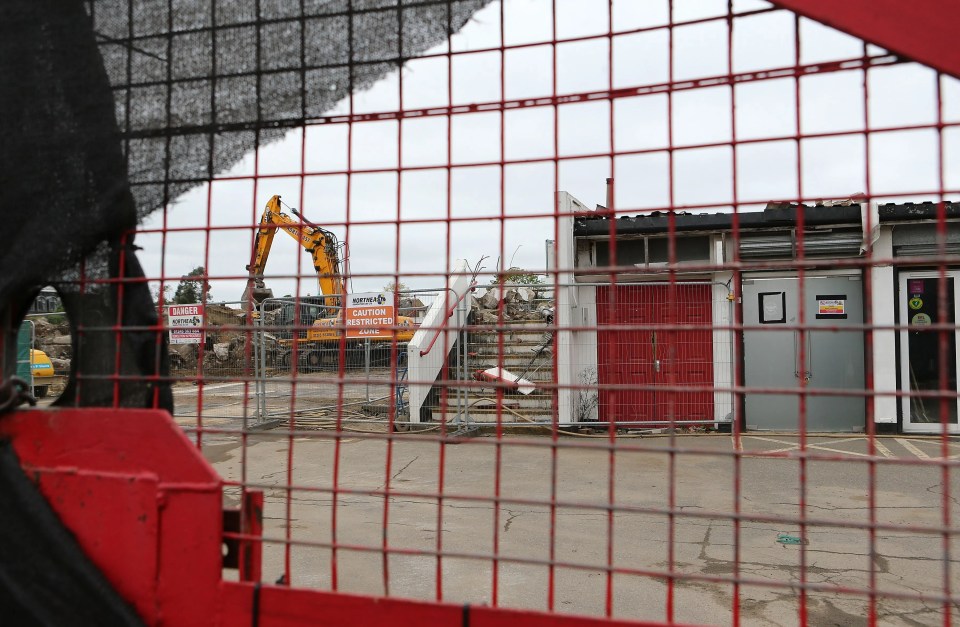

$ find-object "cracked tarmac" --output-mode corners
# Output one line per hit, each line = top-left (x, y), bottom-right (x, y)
(202, 432), (960, 626)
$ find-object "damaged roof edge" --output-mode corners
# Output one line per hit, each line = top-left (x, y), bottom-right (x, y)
(573, 201), (960, 237)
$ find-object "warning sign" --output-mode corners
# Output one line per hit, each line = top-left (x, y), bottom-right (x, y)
(344, 292), (395, 339)
(167, 304), (204, 345)
(817, 298), (845, 316)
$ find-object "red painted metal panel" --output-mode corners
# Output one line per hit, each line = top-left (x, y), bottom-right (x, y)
(597, 285), (654, 422)
(156, 490), (223, 626)
(667, 291), (716, 422)
(218, 583), (687, 627)
(598, 285), (714, 424)
(0, 409), (223, 626)
(241, 489), (264, 583)
(1, 408), (216, 485)
(31, 471), (161, 622)
(771, 0), (960, 79)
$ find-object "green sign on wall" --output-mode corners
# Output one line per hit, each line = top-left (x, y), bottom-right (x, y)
(16, 323), (32, 384)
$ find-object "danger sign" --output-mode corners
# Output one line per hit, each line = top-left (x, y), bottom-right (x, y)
(344, 292), (396, 339)
(167, 304), (204, 344)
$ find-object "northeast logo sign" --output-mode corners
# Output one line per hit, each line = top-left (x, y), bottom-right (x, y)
(344, 292), (395, 339)
(348, 293), (388, 306)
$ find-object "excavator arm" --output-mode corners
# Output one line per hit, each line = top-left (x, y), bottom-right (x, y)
(244, 195), (345, 308)
(297, 217), (345, 309)
(243, 196), (282, 303)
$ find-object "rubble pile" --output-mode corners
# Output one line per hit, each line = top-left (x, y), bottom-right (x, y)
(166, 303), (271, 375)
(32, 315), (72, 374)
(398, 297), (426, 321)
(470, 287), (552, 324)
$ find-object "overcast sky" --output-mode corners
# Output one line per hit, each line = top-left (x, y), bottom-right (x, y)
(136, 0), (960, 303)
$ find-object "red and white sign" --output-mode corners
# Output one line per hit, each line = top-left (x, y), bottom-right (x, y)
(167, 304), (204, 345)
(344, 292), (395, 339)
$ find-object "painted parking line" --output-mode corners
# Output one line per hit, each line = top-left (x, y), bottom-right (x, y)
(174, 381), (249, 394)
(896, 438), (929, 460)
(743, 435), (799, 454)
(745, 435), (872, 458)
(896, 437), (960, 460)
(800, 436), (871, 458)
(736, 435), (959, 460)
(900, 437), (960, 448)
(872, 439), (894, 458)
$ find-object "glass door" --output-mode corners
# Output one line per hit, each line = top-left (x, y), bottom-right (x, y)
(899, 272), (960, 433)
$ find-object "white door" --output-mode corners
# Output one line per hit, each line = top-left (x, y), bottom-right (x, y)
(899, 271), (960, 433)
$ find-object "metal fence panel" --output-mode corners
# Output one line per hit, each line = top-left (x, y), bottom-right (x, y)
(11, 2), (960, 625)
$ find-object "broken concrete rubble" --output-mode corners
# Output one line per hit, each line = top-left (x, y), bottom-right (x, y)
(213, 343), (230, 361)
(471, 287), (550, 323)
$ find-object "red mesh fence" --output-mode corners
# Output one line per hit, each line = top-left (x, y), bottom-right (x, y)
(26, 1), (960, 624)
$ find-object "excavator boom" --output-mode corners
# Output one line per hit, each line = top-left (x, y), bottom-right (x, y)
(244, 195), (345, 307)
(244, 195), (416, 365)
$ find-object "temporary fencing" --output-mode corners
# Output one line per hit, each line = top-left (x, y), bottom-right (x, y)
(3, 1), (960, 626)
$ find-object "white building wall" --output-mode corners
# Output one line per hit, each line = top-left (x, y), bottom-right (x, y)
(555, 192), (579, 424)
(711, 273), (735, 424)
(570, 285), (599, 421)
(870, 228), (898, 424)
(558, 208), (906, 428)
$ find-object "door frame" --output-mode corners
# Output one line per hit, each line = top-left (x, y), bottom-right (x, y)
(898, 270), (960, 434)
(739, 270), (866, 432)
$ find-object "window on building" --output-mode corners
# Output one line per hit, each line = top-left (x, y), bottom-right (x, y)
(594, 235), (710, 268)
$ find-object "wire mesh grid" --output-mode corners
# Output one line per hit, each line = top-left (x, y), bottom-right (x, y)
(21, 0), (960, 624)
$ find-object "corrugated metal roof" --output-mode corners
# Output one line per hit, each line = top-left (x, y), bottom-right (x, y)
(574, 201), (960, 237)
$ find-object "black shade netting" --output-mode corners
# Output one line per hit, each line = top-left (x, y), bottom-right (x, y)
(0, 0), (487, 409)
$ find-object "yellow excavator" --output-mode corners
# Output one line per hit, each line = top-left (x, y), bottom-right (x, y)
(244, 195), (415, 370)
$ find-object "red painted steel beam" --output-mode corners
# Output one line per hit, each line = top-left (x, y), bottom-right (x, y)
(772, 0), (960, 78)
(219, 583), (697, 627)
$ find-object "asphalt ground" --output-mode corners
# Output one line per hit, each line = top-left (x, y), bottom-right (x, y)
(34, 383), (960, 625)
(191, 419), (959, 627)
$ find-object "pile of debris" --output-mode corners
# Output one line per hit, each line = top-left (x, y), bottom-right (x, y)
(32, 316), (72, 374)
(28, 303), (282, 378)
(166, 303), (279, 375)
(398, 297), (426, 322)
(470, 286), (552, 324)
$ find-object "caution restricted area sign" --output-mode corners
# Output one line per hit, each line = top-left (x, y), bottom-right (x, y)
(167, 304), (204, 344)
(344, 292), (395, 339)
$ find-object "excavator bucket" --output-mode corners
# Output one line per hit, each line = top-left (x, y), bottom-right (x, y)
(241, 285), (274, 304)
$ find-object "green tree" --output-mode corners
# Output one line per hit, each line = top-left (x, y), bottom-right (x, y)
(152, 284), (172, 307)
(383, 280), (409, 293)
(173, 266), (211, 304)
(496, 267), (543, 285)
